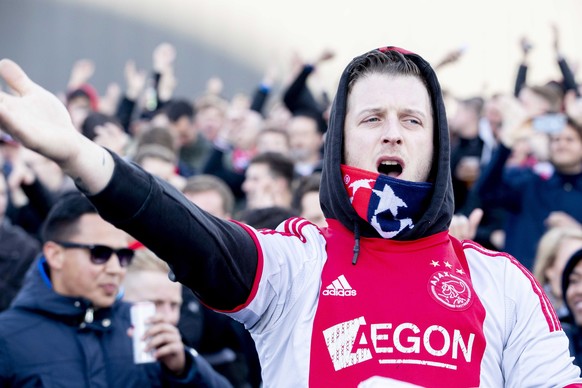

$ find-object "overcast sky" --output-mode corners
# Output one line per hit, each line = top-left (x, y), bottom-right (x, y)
(67, 0), (582, 99)
(3, 0), (581, 101)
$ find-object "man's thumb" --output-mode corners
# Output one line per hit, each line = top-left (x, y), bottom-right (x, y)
(0, 59), (34, 96)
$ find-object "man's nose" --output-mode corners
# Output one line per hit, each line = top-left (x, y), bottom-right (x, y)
(381, 117), (403, 144)
(104, 253), (124, 273)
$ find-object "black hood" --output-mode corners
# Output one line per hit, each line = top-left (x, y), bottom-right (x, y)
(320, 46), (454, 240)
(561, 248), (582, 320)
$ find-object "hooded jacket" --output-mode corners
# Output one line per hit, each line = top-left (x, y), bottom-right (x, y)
(0, 257), (232, 387)
(85, 47), (581, 386)
(320, 46), (453, 243)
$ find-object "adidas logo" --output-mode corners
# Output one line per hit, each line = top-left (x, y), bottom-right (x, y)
(322, 275), (357, 296)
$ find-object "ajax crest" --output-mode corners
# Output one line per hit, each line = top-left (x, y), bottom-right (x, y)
(428, 271), (472, 310)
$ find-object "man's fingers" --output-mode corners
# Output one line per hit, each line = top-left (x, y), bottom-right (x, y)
(0, 59), (35, 96)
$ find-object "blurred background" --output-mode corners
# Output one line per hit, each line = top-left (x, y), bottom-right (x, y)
(1, 0), (582, 100)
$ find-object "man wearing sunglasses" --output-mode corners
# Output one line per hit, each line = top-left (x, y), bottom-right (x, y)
(0, 191), (231, 387)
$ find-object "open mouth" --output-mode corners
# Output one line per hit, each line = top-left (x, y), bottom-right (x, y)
(378, 160), (403, 177)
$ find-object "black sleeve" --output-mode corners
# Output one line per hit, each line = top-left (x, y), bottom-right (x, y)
(21, 178), (56, 221)
(558, 57), (580, 96)
(283, 65), (319, 114)
(201, 147), (245, 200)
(473, 144), (521, 213)
(6, 178), (56, 239)
(514, 64), (528, 97)
(115, 96), (136, 133)
(88, 152), (257, 311)
(250, 85), (270, 115)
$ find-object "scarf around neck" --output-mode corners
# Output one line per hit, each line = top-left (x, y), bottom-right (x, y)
(341, 165), (433, 239)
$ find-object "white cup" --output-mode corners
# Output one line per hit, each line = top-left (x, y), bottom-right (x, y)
(130, 301), (156, 364)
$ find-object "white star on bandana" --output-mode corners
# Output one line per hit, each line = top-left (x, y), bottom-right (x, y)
(370, 183), (413, 238)
(372, 184), (407, 216)
(348, 179), (375, 203)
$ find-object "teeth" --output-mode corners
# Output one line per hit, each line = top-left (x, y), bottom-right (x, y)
(381, 161), (398, 165)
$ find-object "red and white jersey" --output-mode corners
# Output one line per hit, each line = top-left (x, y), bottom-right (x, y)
(229, 218), (582, 387)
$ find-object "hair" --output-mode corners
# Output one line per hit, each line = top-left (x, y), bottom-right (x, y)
(126, 248), (170, 275)
(194, 94), (228, 115)
(347, 50), (426, 94)
(529, 84), (563, 113)
(160, 99), (195, 123)
(258, 127), (290, 147)
(133, 144), (177, 165)
(136, 126), (176, 151)
(41, 191), (98, 243)
(459, 97), (485, 117)
(81, 112), (122, 141)
(66, 84), (99, 111)
(294, 111), (327, 134)
(182, 174), (235, 216)
(292, 172), (322, 212)
(249, 152), (295, 188)
(238, 206), (298, 229)
(533, 226), (582, 284)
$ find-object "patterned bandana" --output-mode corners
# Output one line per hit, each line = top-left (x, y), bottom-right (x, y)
(341, 165), (433, 238)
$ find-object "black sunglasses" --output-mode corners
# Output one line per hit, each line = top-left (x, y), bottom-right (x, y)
(54, 241), (135, 267)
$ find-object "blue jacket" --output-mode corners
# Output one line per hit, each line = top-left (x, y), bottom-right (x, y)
(0, 257), (231, 387)
(476, 144), (582, 269)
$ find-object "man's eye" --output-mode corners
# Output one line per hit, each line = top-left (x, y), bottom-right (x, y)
(405, 118), (421, 125)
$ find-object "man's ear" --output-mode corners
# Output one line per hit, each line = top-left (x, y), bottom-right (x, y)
(43, 241), (65, 270)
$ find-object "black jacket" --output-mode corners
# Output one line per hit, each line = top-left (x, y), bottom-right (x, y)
(0, 257), (232, 387)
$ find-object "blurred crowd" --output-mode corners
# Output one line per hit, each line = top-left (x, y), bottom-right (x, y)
(3, 23), (582, 384)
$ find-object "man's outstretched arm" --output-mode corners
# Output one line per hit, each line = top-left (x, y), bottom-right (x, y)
(0, 59), (259, 311)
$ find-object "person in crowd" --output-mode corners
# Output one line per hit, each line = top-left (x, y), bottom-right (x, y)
(123, 247), (233, 387)
(241, 152), (295, 210)
(81, 111), (130, 157)
(133, 143), (186, 191)
(65, 59), (99, 132)
(1, 137), (60, 239)
(292, 172), (326, 228)
(194, 95), (228, 144)
(282, 49), (333, 136)
(533, 226), (582, 319)
(182, 174), (235, 220)
(181, 174), (260, 388)
(263, 101), (293, 133)
(0, 191), (228, 386)
(287, 114), (324, 177)
(475, 93), (582, 270)
(560, 248), (582, 369)
(0, 45), (580, 386)
(154, 99), (211, 177)
(255, 127), (290, 157)
(448, 96), (485, 212)
(248, 62), (278, 118)
(200, 106), (265, 205)
(514, 25), (579, 103)
(0, 171), (40, 311)
(460, 94), (508, 251)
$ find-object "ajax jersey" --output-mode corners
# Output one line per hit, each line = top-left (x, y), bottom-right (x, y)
(229, 218), (582, 387)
